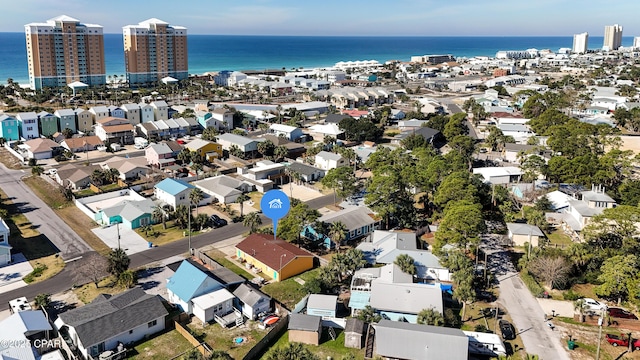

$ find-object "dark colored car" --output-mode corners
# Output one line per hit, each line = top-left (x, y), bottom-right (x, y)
(209, 214), (228, 228)
(608, 307), (639, 320)
(499, 320), (516, 340)
(477, 290), (497, 302)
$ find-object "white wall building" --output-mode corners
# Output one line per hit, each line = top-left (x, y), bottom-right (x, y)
(573, 32), (589, 54)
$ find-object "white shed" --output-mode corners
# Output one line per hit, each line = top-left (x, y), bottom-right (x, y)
(192, 288), (235, 324)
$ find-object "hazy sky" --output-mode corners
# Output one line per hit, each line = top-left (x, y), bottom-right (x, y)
(2, 0), (639, 36)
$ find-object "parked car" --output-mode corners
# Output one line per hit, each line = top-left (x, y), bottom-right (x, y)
(608, 307), (639, 320)
(583, 298), (607, 312)
(209, 214), (228, 228)
(499, 320), (516, 340)
(477, 290), (497, 302)
(606, 334), (629, 347)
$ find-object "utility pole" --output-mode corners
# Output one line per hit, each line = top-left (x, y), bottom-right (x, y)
(188, 204), (192, 255)
(116, 222), (121, 249)
(596, 312), (604, 360)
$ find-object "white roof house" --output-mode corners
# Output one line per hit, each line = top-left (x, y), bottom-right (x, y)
(315, 151), (347, 171)
(473, 167), (523, 185)
(269, 123), (304, 141)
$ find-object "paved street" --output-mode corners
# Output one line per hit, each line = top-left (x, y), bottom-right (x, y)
(0, 163), (92, 260)
(0, 193), (336, 310)
(483, 235), (570, 360)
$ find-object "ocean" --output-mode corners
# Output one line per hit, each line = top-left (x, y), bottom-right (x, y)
(0, 33), (634, 86)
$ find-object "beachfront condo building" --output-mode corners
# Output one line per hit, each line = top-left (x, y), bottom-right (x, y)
(123, 19), (188, 87)
(572, 32), (588, 54)
(24, 15), (106, 90)
(603, 24), (623, 51)
(634, 37), (640, 50)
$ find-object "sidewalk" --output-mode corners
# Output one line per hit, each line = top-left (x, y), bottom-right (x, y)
(0, 253), (33, 294)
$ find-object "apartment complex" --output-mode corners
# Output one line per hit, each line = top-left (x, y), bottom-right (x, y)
(572, 32), (588, 54)
(603, 24), (623, 51)
(123, 18), (188, 87)
(24, 15), (106, 90)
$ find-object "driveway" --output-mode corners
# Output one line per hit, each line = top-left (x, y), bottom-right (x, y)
(92, 224), (151, 255)
(0, 253), (32, 293)
(484, 235), (570, 360)
(0, 164), (92, 260)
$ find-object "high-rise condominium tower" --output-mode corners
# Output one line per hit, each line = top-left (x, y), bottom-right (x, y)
(603, 24), (623, 51)
(123, 19), (188, 87)
(572, 32), (589, 54)
(24, 15), (105, 90)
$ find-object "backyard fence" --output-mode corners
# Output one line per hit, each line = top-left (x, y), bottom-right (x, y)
(174, 321), (212, 358)
(242, 315), (289, 360)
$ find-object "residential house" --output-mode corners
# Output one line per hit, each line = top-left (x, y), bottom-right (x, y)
(191, 288), (240, 326)
(60, 136), (103, 153)
(196, 111), (216, 129)
(324, 114), (351, 124)
(139, 103), (155, 123)
(557, 185), (616, 238)
(54, 288), (168, 360)
(0, 114), (20, 141)
(152, 119), (170, 139)
(344, 318), (367, 349)
(0, 217), (11, 266)
(107, 105), (125, 119)
(164, 118), (184, 138)
(193, 175), (252, 204)
(506, 223), (544, 247)
(54, 109), (77, 134)
(166, 260), (238, 319)
(373, 320), (469, 360)
(154, 178), (195, 210)
(288, 162), (324, 183)
(315, 151), (347, 171)
(211, 108), (234, 131)
(308, 123), (344, 139)
(164, 140), (184, 157)
(288, 314), (322, 346)
(398, 119), (430, 131)
(137, 122), (160, 140)
(357, 230), (451, 282)
(121, 103), (141, 124)
(241, 160), (286, 183)
(74, 108), (93, 134)
(497, 123), (534, 143)
(502, 143), (540, 163)
(97, 198), (155, 229)
(233, 283), (271, 320)
(235, 234), (315, 281)
(16, 112), (39, 139)
(177, 117), (202, 135)
(303, 206), (380, 249)
(102, 156), (150, 180)
(217, 133), (259, 154)
(0, 310), (56, 360)
(94, 117), (135, 145)
(151, 101), (169, 120)
(307, 294), (337, 318)
(54, 163), (102, 190)
(89, 106), (109, 123)
(146, 143), (177, 168)
(37, 111), (59, 137)
(51, 131), (65, 143)
(269, 124), (304, 141)
(392, 127), (444, 147)
(184, 138), (223, 161)
(472, 167), (523, 185)
(262, 135), (306, 158)
(24, 138), (63, 160)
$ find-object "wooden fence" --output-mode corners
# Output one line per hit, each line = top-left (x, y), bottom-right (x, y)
(174, 321), (212, 357)
(242, 315), (290, 360)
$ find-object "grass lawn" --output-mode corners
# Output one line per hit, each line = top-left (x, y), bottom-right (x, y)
(74, 188), (96, 198)
(247, 192), (263, 211)
(205, 249), (254, 280)
(0, 147), (24, 169)
(187, 321), (264, 359)
(25, 254), (65, 283)
(546, 229), (573, 247)
(73, 277), (127, 304)
(22, 176), (68, 209)
(261, 268), (322, 309)
(266, 329), (364, 359)
(135, 221), (193, 247)
(100, 183), (125, 192)
(57, 206), (111, 254)
(129, 329), (195, 360)
(570, 283), (598, 299)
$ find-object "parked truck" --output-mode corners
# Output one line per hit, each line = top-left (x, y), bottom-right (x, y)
(134, 137), (149, 149)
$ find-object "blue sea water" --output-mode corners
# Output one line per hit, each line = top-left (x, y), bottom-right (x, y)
(0, 33), (634, 86)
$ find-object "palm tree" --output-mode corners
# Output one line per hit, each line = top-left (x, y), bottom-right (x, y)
(90, 169), (105, 185)
(152, 207), (166, 230)
(195, 213), (209, 230)
(34, 293), (51, 310)
(140, 224), (153, 237)
(417, 307), (445, 326)
(107, 248), (130, 277)
(574, 299), (587, 322)
(191, 162), (203, 180)
(394, 254), (416, 275)
(242, 212), (262, 233)
(235, 193), (250, 217)
(107, 168), (120, 183)
(174, 204), (190, 229)
(274, 145), (288, 162)
(189, 188), (204, 216)
(31, 165), (44, 176)
(328, 221), (347, 252)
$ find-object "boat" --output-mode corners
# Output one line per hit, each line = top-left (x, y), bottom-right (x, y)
(263, 316), (279, 326)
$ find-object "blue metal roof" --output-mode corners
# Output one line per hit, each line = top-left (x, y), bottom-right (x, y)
(155, 178), (194, 196)
(167, 261), (208, 301)
(349, 291), (371, 310)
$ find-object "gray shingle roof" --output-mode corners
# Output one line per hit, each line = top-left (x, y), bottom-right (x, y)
(233, 283), (271, 307)
(374, 320), (468, 360)
(288, 313), (321, 332)
(57, 288), (168, 348)
(289, 162), (323, 176)
(506, 223), (544, 237)
(307, 294), (337, 311)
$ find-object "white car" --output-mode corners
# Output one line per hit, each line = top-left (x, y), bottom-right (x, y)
(583, 298), (607, 312)
(46, 169), (57, 176)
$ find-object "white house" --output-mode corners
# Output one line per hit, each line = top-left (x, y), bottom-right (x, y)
(16, 112), (39, 140)
(211, 108), (234, 131)
(0, 217), (11, 266)
(154, 178), (195, 210)
(89, 106), (109, 122)
(473, 167), (523, 185)
(139, 103), (155, 123)
(151, 101), (169, 120)
(217, 133), (259, 153)
(233, 283), (271, 320)
(269, 124), (304, 141)
(193, 175), (252, 204)
(121, 103), (141, 124)
(315, 151), (347, 171)
(54, 288), (167, 360)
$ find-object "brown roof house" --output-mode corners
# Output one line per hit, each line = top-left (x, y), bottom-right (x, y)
(94, 117), (135, 145)
(61, 136), (103, 153)
(235, 234), (315, 282)
(23, 138), (63, 160)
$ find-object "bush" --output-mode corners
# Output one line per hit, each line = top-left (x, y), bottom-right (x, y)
(474, 324), (490, 333)
(563, 289), (583, 301)
(23, 264), (48, 283)
(520, 270), (545, 297)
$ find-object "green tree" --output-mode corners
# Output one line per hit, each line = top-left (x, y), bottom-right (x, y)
(174, 204), (190, 229)
(401, 133), (428, 150)
(356, 305), (381, 323)
(321, 166), (356, 205)
(274, 145), (289, 161)
(235, 193), (250, 217)
(118, 269), (136, 288)
(434, 200), (485, 253)
(152, 207), (166, 230)
(417, 307), (445, 326)
(177, 148), (192, 164)
(34, 293), (51, 309)
(62, 127), (74, 139)
(433, 171), (477, 210)
(106, 248), (130, 277)
(394, 254), (416, 275)
(328, 221), (347, 251)
(583, 205), (640, 252)
(189, 188), (204, 216)
(242, 212), (262, 233)
(596, 254), (639, 304)
(257, 139), (274, 157)
(277, 201), (320, 243)
(266, 342), (319, 360)
(31, 165), (44, 176)
(201, 126), (219, 141)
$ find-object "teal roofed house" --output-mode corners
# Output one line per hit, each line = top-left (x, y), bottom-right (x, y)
(154, 178), (195, 210)
(0, 114), (20, 141)
(37, 111), (59, 137)
(166, 260), (225, 314)
(196, 111), (213, 129)
(97, 198), (155, 229)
